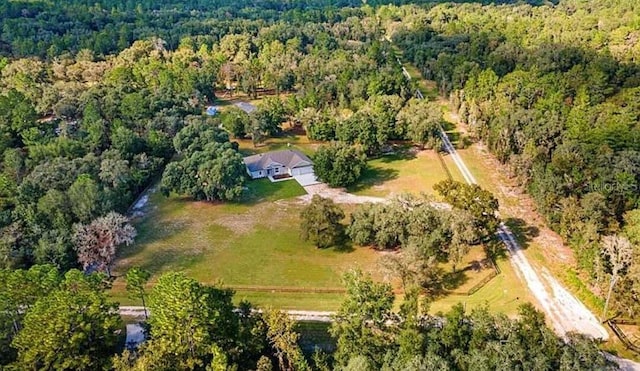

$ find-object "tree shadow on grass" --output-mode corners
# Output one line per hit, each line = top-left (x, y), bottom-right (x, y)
(503, 217), (540, 250)
(377, 146), (418, 162)
(485, 238), (509, 262)
(348, 167), (399, 194)
(332, 229), (354, 253)
(442, 270), (470, 291)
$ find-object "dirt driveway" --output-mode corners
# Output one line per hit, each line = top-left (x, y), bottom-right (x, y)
(300, 183), (386, 204)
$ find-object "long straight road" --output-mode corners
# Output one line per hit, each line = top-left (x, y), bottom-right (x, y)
(402, 59), (609, 340)
(120, 306), (335, 322)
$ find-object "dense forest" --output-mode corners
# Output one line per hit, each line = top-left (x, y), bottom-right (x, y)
(0, 5), (429, 273)
(0, 0), (549, 58)
(0, 0), (639, 369)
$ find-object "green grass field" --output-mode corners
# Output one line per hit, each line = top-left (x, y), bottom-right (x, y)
(349, 149), (465, 198)
(112, 172), (529, 314)
(110, 107), (533, 315)
(111, 179), (381, 309)
(429, 249), (532, 317)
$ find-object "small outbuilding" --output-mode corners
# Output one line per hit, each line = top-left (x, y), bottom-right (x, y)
(243, 150), (314, 179)
(205, 106), (219, 116)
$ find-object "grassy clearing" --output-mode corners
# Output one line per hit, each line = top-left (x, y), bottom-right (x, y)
(111, 182), (381, 309)
(112, 177), (528, 314)
(234, 292), (346, 312)
(349, 149), (464, 198)
(429, 257), (530, 317)
(389, 63), (542, 317)
(405, 64), (438, 100)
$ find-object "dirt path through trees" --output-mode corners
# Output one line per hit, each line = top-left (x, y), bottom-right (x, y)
(437, 97), (609, 340)
(397, 59), (610, 339)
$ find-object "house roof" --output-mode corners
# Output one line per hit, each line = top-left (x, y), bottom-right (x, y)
(243, 150), (313, 172)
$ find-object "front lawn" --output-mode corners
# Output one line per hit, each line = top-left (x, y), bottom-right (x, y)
(244, 178), (306, 203)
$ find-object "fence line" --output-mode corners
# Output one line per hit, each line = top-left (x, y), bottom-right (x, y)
(606, 320), (640, 354)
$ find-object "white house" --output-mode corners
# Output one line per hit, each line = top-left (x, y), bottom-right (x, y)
(243, 150), (314, 179)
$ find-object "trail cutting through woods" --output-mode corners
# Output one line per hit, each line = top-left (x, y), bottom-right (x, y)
(407, 61), (609, 340)
(440, 121), (608, 339)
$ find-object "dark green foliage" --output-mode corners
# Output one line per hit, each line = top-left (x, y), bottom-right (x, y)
(330, 270), (395, 368)
(0, 2), (629, 370)
(0, 90), (37, 151)
(396, 99), (443, 149)
(0, 266), (121, 369)
(0, 265), (62, 365)
(161, 118), (246, 201)
(119, 272), (267, 370)
(348, 194), (451, 254)
(434, 180), (500, 243)
(255, 97), (289, 137)
(333, 271), (615, 371)
(11, 270), (122, 370)
(125, 267), (151, 311)
(173, 119), (230, 157)
(394, 2), (640, 300)
(221, 107), (251, 139)
(299, 195), (345, 248)
(161, 142), (246, 202)
(0, 1), (417, 271)
(263, 309), (309, 371)
(313, 142), (366, 188)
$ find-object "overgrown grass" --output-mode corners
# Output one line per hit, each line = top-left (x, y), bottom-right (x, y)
(564, 269), (605, 313)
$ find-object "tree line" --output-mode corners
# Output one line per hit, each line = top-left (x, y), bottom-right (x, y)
(0, 0), (545, 58)
(0, 265), (616, 370)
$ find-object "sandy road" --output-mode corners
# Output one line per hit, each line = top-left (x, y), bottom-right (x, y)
(300, 183), (386, 204)
(120, 306), (334, 322)
(409, 60), (609, 339)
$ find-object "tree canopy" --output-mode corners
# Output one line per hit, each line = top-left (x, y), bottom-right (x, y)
(299, 195), (345, 248)
(313, 143), (367, 188)
(161, 123), (246, 202)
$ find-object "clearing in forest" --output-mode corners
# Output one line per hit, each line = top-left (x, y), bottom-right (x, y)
(348, 148), (465, 198)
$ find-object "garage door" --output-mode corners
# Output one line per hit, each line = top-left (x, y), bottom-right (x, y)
(291, 166), (314, 176)
(293, 173), (320, 187)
